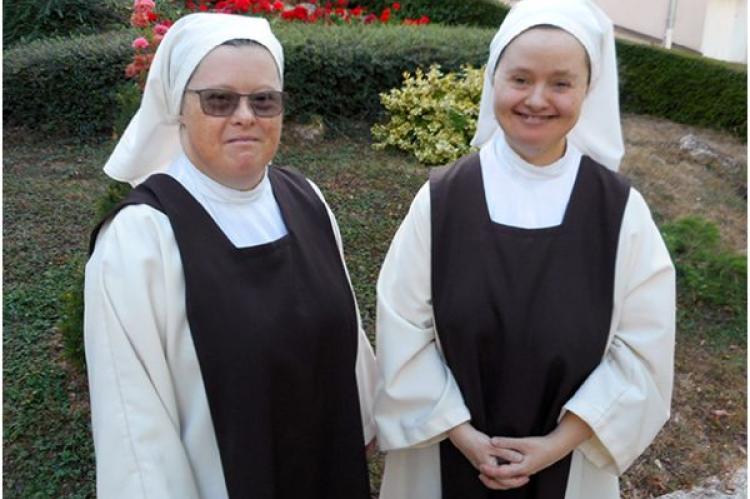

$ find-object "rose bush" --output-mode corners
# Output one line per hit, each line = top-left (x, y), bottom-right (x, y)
(125, 0), (429, 85)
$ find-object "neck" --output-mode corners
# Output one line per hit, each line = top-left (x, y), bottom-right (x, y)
(506, 138), (567, 167)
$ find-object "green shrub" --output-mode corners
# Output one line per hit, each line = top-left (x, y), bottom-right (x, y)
(617, 40), (747, 138)
(4, 24), (492, 134)
(661, 217), (747, 326)
(58, 180), (132, 372)
(372, 65), (483, 165)
(4, 30), (135, 137)
(112, 82), (144, 139)
(58, 261), (86, 372)
(3, 0), (127, 47)
(4, 23), (746, 138)
(355, 0), (509, 28)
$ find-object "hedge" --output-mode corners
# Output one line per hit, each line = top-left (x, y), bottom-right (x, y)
(355, 0), (509, 28)
(4, 30), (135, 137)
(617, 40), (747, 137)
(4, 23), (746, 138)
(3, 0), (127, 47)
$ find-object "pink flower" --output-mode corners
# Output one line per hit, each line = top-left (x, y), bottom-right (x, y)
(125, 63), (139, 78)
(132, 37), (150, 50)
(363, 13), (377, 23)
(153, 23), (169, 35)
(130, 11), (150, 28)
(133, 0), (156, 12)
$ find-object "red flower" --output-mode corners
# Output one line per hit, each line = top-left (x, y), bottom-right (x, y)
(199, 3), (208, 10)
(147, 11), (158, 21)
(363, 12), (376, 23)
(351, 6), (363, 16)
(419, 15), (430, 24)
(273, 1), (284, 10)
(379, 7), (390, 22)
(336, 0), (347, 6)
(392, 2), (400, 10)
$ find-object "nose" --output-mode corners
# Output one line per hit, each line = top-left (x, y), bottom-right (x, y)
(524, 84), (547, 110)
(232, 96), (257, 125)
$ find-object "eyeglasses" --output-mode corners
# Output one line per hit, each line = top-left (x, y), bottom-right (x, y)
(186, 89), (285, 117)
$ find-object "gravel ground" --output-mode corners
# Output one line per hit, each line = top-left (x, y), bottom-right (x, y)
(657, 467), (747, 498)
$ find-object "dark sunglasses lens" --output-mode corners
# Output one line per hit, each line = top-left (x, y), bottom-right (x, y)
(200, 90), (239, 116)
(250, 92), (284, 117)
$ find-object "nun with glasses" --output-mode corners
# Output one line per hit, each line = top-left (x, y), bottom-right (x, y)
(373, 0), (675, 497)
(84, 13), (376, 499)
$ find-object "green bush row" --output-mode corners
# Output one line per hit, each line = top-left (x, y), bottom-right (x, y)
(4, 30), (136, 137)
(3, 0), (127, 47)
(617, 41), (747, 138)
(355, 0), (509, 27)
(4, 23), (746, 138)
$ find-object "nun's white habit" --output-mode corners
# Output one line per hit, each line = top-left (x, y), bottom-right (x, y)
(84, 14), (377, 499)
(373, 1), (675, 498)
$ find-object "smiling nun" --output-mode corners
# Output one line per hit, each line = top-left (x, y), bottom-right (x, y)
(84, 13), (376, 499)
(373, 0), (676, 498)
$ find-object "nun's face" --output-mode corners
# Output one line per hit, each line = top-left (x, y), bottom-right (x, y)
(180, 44), (282, 190)
(493, 27), (589, 166)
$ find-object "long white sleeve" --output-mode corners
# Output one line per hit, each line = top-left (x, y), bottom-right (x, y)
(373, 183), (471, 451)
(84, 206), (204, 499)
(563, 187), (676, 475)
(308, 180), (378, 444)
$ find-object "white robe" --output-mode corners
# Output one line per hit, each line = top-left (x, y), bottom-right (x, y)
(84, 160), (378, 499)
(374, 142), (675, 499)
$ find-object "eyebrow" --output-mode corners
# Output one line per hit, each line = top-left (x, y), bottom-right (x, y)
(504, 67), (579, 78)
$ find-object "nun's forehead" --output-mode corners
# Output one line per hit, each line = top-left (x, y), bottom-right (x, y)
(185, 40), (283, 86)
(499, 24), (590, 63)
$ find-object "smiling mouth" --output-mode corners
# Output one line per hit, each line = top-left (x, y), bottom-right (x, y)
(514, 112), (557, 124)
(226, 137), (260, 144)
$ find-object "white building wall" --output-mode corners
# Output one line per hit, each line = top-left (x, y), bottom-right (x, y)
(673, 0), (711, 51)
(700, 0), (747, 62)
(595, 0), (669, 40)
(503, 0), (747, 63)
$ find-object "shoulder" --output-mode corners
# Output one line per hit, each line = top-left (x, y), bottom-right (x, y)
(91, 204), (175, 267)
(429, 152), (481, 185)
(582, 156), (631, 193)
(621, 187), (656, 233)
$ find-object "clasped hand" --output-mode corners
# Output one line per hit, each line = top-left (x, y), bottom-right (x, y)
(447, 421), (578, 491)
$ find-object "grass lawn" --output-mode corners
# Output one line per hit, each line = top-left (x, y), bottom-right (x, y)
(3, 117), (746, 498)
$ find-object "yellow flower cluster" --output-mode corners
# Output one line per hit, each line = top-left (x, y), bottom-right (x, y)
(372, 64), (484, 165)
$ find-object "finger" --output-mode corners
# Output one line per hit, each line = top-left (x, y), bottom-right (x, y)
(478, 473), (508, 490)
(495, 476), (531, 490)
(479, 462), (528, 479)
(478, 473), (530, 490)
(491, 436), (524, 450)
(492, 447), (524, 464)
